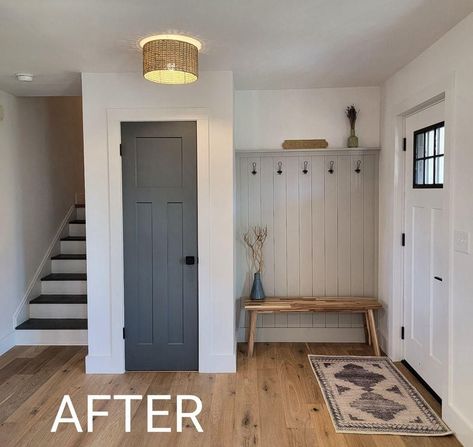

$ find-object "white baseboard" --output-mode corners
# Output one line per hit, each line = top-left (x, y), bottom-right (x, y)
(199, 353), (236, 373)
(85, 352), (236, 374)
(444, 403), (473, 446)
(15, 329), (88, 345)
(12, 205), (75, 328)
(236, 327), (366, 343)
(85, 354), (125, 374)
(0, 331), (15, 356)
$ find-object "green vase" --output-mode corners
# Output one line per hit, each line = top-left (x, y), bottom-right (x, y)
(347, 128), (359, 148)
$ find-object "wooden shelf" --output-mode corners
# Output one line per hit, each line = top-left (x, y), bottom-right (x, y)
(236, 147), (380, 156)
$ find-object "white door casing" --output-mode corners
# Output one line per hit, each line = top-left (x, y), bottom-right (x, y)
(403, 101), (447, 397)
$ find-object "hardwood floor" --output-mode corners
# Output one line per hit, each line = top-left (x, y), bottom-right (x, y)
(0, 343), (462, 447)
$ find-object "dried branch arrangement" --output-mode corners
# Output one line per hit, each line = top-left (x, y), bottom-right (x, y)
(243, 226), (268, 273)
(346, 104), (358, 130)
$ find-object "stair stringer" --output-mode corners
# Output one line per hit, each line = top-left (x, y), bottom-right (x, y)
(12, 205), (75, 330)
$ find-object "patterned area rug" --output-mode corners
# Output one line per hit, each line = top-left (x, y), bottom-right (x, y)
(308, 355), (452, 436)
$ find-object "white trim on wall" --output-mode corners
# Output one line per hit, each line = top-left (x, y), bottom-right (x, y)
(85, 107), (218, 373)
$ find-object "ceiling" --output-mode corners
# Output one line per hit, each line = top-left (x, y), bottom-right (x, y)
(1, 0), (472, 96)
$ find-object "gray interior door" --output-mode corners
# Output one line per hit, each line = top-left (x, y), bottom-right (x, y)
(121, 121), (198, 371)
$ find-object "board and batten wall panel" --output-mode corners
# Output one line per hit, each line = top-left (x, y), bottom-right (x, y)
(236, 150), (378, 342)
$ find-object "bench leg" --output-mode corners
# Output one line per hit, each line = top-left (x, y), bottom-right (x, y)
(364, 312), (372, 346)
(247, 311), (258, 357)
(367, 309), (380, 356)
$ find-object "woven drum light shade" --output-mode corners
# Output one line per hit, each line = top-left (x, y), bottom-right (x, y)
(141, 35), (200, 84)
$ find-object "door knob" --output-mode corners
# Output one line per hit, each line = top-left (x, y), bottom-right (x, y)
(185, 256), (196, 265)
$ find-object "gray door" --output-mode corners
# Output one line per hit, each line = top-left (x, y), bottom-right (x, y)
(121, 121), (198, 371)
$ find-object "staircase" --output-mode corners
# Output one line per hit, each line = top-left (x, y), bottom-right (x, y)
(15, 204), (88, 345)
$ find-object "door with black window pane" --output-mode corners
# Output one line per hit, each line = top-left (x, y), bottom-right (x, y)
(121, 121), (198, 371)
(403, 101), (447, 398)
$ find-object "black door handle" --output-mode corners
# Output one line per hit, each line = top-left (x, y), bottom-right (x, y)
(434, 276), (443, 282)
(185, 256), (196, 265)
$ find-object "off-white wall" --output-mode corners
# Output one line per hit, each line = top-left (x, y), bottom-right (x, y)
(81, 71), (235, 373)
(0, 92), (84, 353)
(380, 13), (473, 445)
(235, 87), (380, 150)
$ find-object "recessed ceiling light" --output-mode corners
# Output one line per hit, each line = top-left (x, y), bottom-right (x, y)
(16, 73), (34, 82)
(139, 34), (202, 85)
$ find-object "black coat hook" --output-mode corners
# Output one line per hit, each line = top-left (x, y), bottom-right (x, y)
(302, 161), (309, 174)
(328, 160), (335, 174)
(355, 160), (361, 173)
(251, 162), (257, 175)
(276, 161), (283, 175)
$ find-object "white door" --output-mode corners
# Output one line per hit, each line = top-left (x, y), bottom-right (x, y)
(403, 101), (447, 398)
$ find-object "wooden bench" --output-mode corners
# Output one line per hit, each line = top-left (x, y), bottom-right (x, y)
(243, 297), (382, 357)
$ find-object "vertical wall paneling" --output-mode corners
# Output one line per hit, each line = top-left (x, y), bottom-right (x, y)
(337, 156), (351, 296)
(350, 155), (364, 295)
(261, 157), (276, 327)
(324, 156), (338, 297)
(311, 156), (326, 327)
(247, 157), (263, 327)
(238, 157), (250, 329)
(286, 157), (301, 327)
(236, 150), (379, 338)
(299, 156), (313, 327)
(350, 155), (365, 328)
(337, 156), (352, 328)
(273, 157), (288, 327)
(363, 155), (376, 297)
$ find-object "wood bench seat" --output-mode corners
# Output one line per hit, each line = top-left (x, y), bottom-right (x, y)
(243, 296), (382, 357)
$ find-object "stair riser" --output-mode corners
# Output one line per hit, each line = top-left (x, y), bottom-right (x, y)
(30, 303), (87, 319)
(51, 259), (87, 274)
(15, 330), (88, 345)
(69, 223), (86, 237)
(61, 240), (86, 254)
(76, 208), (86, 220)
(41, 280), (87, 295)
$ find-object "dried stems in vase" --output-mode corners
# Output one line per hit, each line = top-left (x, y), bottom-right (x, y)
(243, 226), (268, 273)
(346, 104), (358, 130)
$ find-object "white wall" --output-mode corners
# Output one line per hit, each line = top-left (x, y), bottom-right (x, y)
(380, 13), (473, 445)
(81, 71), (235, 373)
(235, 87), (380, 150)
(0, 92), (84, 353)
(236, 150), (378, 342)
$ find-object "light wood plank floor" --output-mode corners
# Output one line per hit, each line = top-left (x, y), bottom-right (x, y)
(0, 343), (461, 447)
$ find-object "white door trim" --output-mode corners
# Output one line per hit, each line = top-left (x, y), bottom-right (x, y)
(86, 107), (211, 373)
(390, 74), (456, 396)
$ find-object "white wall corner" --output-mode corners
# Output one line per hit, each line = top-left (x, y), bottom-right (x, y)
(11, 204), (75, 329)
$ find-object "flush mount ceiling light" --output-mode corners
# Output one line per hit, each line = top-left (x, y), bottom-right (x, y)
(139, 34), (202, 85)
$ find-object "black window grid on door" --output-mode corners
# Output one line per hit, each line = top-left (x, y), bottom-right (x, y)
(413, 121), (445, 189)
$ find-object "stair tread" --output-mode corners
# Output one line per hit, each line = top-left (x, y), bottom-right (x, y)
(30, 294), (87, 304)
(69, 220), (86, 224)
(75, 204), (85, 208)
(51, 254), (86, 260)
(16, 318), (87, 330)
(61, 236), (85, 241)
(41, 273), (87, 281)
